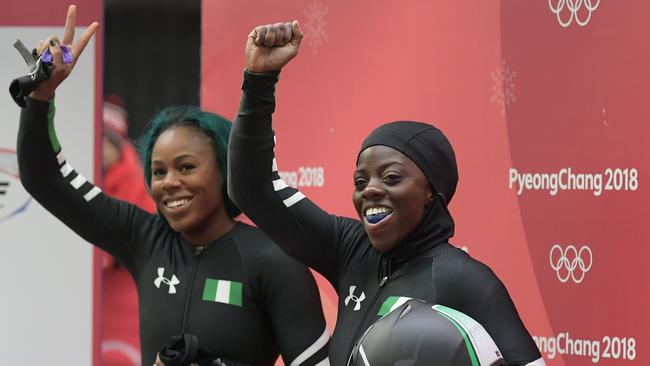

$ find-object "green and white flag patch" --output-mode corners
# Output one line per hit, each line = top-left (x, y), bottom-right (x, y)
(202, 279), (243, 306)
(377, 296), (412, 316)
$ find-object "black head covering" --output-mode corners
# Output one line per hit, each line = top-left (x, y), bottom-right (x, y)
(360, 121), (458, 204)
(358, 121), (458, 264)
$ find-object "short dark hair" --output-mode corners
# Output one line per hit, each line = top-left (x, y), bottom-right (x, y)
(138, 106), (241, 218)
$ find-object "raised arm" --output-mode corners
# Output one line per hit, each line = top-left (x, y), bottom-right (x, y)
(16, 6), (155, 270)
(228, 22), (348, 285)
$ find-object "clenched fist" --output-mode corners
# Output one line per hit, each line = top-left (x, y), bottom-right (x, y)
(245, 21), (303, 73)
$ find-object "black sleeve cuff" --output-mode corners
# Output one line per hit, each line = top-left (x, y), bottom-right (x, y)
(242, 69), (280, 94)
(25, 96), (51, 112)
(238, 70), (279, 118)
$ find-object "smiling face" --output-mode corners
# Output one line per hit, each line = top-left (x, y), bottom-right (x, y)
(353, 145), (433, 253)
(149, 125), (233, 245)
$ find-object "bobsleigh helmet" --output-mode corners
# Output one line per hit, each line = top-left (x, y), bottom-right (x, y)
(347, 299), (506, 366)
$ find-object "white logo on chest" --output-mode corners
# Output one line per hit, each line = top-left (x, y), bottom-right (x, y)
(344, 285), (366, 311)
(154, 267), (180, 294)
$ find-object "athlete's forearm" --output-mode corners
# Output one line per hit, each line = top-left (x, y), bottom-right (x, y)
(17, 98), (149, 266)
(229, 71), (340, 281)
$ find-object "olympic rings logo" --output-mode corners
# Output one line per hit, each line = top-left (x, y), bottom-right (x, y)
(549, 244), (593, 283)
(548, 0), (600, 27)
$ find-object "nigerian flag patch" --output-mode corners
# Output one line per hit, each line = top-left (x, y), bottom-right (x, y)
(377, 296), (412, 316)
(202, 279), (243, 306)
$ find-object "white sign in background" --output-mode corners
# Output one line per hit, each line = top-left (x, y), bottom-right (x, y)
(0, 27), (96, 365)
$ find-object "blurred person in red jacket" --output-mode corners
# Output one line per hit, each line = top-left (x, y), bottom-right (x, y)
(103, 95), (156, 213)
(102, 94), (155, 366)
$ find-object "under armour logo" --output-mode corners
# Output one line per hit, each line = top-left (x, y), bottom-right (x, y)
(154, 267), (180, 294)
(344, 285), (366, 311)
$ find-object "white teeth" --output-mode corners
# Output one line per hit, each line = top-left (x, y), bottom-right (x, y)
(365, 207), (392, 217)
(166, 199), (189, 208)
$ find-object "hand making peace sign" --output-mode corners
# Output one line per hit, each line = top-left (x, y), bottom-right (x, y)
(30, 4), (99, 101)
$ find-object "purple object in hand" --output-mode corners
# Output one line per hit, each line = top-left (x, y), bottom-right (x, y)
(40, 45), (73, 64)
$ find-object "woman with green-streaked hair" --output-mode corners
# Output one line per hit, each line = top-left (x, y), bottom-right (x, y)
(15, 6), (329, 366)
(138, 106), (241, 222)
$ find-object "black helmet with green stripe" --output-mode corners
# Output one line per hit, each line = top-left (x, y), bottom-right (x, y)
(347, 299), (505, 366)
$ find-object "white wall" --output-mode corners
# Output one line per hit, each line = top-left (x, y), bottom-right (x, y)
(0, 27), (96, 365)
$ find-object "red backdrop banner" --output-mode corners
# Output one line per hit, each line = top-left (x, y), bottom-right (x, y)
(202, 1), (649, 365)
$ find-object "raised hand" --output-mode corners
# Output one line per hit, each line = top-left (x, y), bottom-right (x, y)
(30, 5), (99, 101)
(245, 21), (303, 73)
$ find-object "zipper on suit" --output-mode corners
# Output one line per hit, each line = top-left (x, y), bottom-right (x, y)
(345, 260), (392, 360)
(181, 245), (204, 332)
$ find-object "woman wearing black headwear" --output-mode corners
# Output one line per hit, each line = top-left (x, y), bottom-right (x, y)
(228, 21), (545, 366)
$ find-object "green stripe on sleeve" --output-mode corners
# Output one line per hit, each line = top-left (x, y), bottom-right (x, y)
(46, 99), (61, 152)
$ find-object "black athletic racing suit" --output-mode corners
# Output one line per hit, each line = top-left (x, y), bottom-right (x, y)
(17, 98), (330, 366)
(228, 71), (543, 366)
